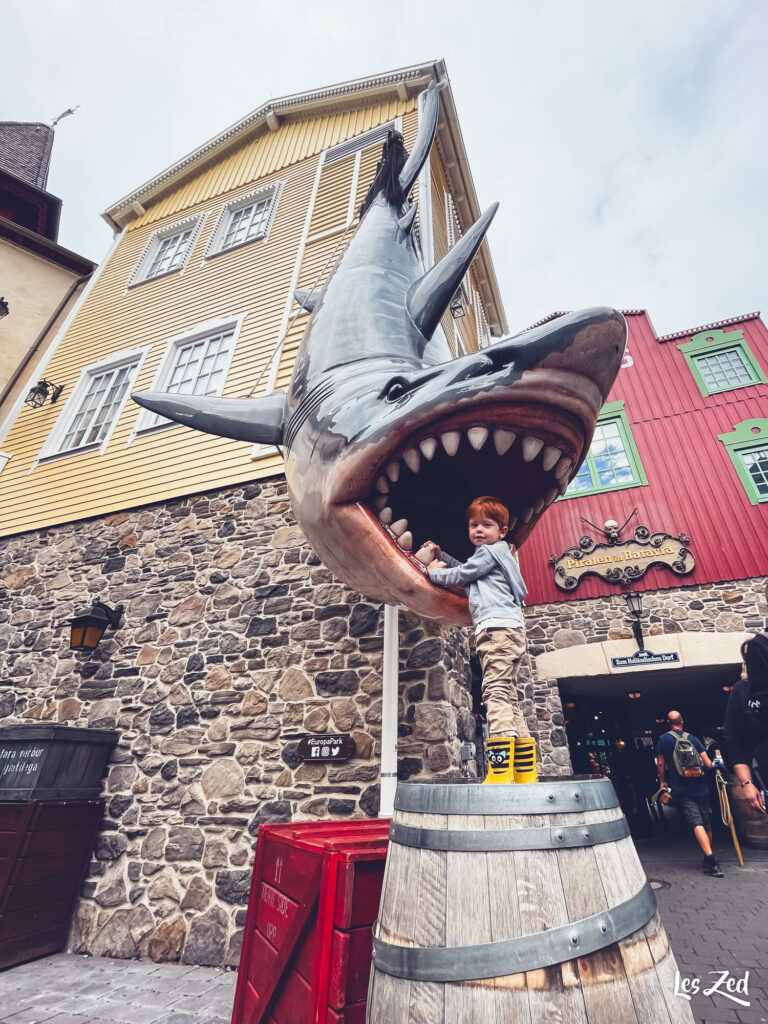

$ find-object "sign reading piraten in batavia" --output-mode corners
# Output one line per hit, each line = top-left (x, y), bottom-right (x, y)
(297, 734), (356, 762)
(549, 525), (694, 591)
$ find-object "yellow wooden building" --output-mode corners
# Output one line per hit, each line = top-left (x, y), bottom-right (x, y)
(0, 61), (507, 538)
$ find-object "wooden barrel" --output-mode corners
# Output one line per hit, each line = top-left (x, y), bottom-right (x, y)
(728, 776), (768, 849)
(367, 779), (693, 1024)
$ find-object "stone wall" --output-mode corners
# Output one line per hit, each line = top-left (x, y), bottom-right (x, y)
(0, 478), (474, 965)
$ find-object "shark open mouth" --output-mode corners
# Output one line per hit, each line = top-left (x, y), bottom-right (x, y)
(358, 400), (583, 574)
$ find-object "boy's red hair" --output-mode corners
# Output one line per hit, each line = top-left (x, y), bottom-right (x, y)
(465, 496), (509, 532)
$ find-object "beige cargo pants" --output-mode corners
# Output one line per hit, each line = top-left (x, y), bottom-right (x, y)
(475, 626), (528, 738)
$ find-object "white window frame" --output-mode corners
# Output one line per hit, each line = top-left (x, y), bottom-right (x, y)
(128, 213), (206, 287)
(0, 452), (11, 475)
(205, 183), (283, 259)
(130, 315), (244, 440)
(35, 348), (148, 467)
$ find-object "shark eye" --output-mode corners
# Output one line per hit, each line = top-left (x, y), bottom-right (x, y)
(382, 378), (409, 402)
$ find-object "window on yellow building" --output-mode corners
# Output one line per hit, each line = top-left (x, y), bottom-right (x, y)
(129, 213), (206, 287)
(37, 350), (146, 463)
(133, 319), (241, 435)
(206, 183), (282, 258)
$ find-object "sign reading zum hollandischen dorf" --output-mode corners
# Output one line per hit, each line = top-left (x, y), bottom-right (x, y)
(297, 734), (355, 762)
(611, 651), (681, 668)
(549, 525), (694, 591)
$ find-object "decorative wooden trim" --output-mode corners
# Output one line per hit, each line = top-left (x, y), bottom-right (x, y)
(678, 328), (766, 396)
(718, 418), (768, 505)
(128, 212), (206, 288)
(204, 182), (283, 259)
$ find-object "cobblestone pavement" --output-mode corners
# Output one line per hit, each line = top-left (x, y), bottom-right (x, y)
(0, 955), (236, 1024)
(0, 835), (765, 1024)
(638, 833), (768, 1024)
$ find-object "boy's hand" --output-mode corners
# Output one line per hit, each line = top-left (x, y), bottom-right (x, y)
(422, 540), (441, 558)
(428, 559), (447, 571)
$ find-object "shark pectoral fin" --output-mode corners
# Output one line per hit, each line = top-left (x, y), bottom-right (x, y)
(406, 202), (499, 344)
(131, 390), (286, 445)
(398, 202), (418, 235)
(399, 81), (438, 195)
(294, 288), (319, 313)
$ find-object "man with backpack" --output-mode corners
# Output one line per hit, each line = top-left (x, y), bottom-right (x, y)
(656, 710), (721, 876)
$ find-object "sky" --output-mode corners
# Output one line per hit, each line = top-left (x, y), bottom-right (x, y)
(4, 0), (767, 338)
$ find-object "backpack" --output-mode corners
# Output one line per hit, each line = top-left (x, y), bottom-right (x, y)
(669, 731), (704, 779)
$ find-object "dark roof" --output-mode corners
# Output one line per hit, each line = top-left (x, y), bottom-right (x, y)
(0, 122), (54, 189)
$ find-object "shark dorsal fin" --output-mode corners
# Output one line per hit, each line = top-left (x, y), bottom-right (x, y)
(406, 202), (499, 343)
(294, 288), (319, 314)
(399, 81), (439, 196)
(398, 203), (418, 235)
(131, 390), (286, 445)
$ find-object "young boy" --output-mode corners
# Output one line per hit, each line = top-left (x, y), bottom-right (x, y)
(426, 496), (536, 784)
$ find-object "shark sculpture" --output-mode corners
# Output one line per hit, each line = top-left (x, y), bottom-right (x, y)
(133, 82), (626, 625)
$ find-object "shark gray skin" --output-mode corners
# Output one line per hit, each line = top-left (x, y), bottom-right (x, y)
(133, 82), (626, 626)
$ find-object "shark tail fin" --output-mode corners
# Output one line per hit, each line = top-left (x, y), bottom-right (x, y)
(406, 202), (499, 344)
(131, 390), (286, 445)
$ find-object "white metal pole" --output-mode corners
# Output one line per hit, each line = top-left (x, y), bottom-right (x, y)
(380, 604), (399, 817)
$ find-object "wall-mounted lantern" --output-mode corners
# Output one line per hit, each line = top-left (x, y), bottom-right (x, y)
(24, 379), (64, 409)
(0, 297), (9, 319)
(623, 590), (645, 651)
(69, 600), (124, 651)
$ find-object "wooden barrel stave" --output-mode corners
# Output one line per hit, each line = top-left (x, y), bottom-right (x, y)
(370, 782), (694, 1024)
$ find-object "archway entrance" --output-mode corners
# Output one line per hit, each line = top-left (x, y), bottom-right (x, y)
(536, 631), (748, 839)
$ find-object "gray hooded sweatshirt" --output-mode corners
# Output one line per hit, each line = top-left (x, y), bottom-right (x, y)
(428, 540), (527, 629)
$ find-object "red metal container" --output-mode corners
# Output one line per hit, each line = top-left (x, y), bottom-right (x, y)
(231, 819), (390, 1024)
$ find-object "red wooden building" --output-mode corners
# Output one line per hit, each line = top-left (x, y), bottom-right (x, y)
(516, 309), (768, 804)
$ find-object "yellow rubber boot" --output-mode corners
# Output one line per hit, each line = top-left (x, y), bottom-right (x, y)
(513, 737), (538, 784)
(483, 736), (515, 784)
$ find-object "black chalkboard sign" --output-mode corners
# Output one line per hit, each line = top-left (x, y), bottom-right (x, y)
(0, 725), (118, 800)
(297, 734), (355, 762)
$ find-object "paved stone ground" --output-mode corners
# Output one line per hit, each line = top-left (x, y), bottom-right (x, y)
(0, 835), (765, 1024)
(638, 833), (768, 1024)
(0, 956), (236, 1024)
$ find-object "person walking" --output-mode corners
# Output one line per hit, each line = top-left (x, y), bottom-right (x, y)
(656, 710), (721, 876)
(723, 634), (768, 814)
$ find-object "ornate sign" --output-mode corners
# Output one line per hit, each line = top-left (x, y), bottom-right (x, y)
(549, 526), (694, 591)
(297, 734), (355, 762)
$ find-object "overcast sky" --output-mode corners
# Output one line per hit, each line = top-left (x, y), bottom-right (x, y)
(4, 0), (766, 337)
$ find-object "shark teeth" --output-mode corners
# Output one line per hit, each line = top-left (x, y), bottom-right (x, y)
(541, 446), (561, 472)
(414, 546), (433, 564)
(493, 429), (516, 455)
(522, 436), (544, 463)
(373, 493), (388, 510)
(441, 431), (461, 456)
(391, 518), (408, 538)
(386, 462), (400, 483)
(403, 449), (421, 473)
(419, 438), (437, 460)
(376, 475), (389, 493)
(554, 456), (573, 480)
(397, 531), (413, 551)
(378, 506), (393, 524)
(467, 427), (488, 451)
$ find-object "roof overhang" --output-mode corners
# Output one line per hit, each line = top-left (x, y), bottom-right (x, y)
(102, 60), (507, 335)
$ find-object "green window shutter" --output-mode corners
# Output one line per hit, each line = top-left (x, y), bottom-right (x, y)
(718, 419), (768, 504)
(560, 400), (648, 500)
(678, 328), (766, 397)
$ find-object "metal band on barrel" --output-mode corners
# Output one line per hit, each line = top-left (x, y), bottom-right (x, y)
(394, 778), (619, 815)
(389, 815), (629, 852)
(372, 883), (657, 982)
